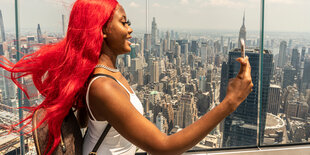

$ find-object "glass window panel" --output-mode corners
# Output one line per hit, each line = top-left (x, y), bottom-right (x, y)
(119, 0), (261, 150)
(0, 0), (20, 154)
(0, 0), (73, 154)
(18, 0), (73, 102)
(4, 0), (299, 154)
(262, 0), (310, 146)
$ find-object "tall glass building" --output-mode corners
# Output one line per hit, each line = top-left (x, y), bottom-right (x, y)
(221, 49), (273, 147)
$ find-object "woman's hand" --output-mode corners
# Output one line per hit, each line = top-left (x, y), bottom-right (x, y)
(224, 56), (253, 112)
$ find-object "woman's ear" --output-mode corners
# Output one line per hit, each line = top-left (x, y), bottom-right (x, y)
(102, 30), (107, 39)
(103, 33), (107, 39)
(102, 27), (108, 39)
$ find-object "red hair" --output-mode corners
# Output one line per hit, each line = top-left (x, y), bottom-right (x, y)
(0, 0), (118, 154)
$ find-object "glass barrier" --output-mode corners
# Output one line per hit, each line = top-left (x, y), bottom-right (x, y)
(0, 0), (73, 154)
(119, 0), (261, 150)
(1, 0), (309, 154)
(0, 0), (21, 154)
(262, 0), (310, 146)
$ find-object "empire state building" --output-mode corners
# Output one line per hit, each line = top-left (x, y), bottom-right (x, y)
(238, 12), (246, 48)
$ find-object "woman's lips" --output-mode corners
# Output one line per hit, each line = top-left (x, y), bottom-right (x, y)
(127, 40), (131, 45)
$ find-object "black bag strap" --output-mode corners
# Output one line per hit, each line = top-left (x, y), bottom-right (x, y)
(89, 74), (116, 155)
(89, 124), (112, 155)
(92, 73), (117, 82)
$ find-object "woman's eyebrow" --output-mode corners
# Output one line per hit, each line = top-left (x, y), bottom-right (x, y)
(121, 15), (127, 20)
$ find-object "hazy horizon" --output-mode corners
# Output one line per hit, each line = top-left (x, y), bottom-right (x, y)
(0, 0), (309, 33)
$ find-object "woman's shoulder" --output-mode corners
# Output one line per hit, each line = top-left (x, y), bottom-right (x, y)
(89, 75), (119, 95)
(88, 73), (130, 104)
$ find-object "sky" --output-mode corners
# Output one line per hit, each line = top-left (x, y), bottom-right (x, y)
(0, 0), (309, 33)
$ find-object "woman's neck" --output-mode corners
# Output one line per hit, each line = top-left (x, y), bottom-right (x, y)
(98, 53), (117, 69)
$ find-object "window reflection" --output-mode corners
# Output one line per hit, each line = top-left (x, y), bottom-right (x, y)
(120, 0), (261, 150)
(264, 0), (310, 145)
(1, 0), (309, 154)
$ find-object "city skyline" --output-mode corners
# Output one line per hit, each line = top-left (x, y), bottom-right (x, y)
(0, 0), (310, 154)
(0, 0), (310, 33)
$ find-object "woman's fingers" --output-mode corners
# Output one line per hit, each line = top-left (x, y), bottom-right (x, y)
(236, 57), (248, 79)
(245, 56), (252, 78)
(237, 56), (253, 91)
(225, 56), (254, 106)
(240, 56), (252, 80)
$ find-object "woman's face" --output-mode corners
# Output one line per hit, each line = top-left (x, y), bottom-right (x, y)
(103, 5), (133, 55)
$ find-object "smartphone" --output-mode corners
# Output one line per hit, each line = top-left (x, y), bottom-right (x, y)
(240, 38), (245, 58)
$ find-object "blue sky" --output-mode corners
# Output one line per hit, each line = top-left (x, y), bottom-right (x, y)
(0, 0), (309, 33)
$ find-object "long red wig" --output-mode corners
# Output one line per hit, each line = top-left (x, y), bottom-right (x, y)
(0, 0), (118, 154)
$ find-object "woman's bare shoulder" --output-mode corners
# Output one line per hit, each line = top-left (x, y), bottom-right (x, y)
(90, 76), (117, 92)
(87, 76), (129, 121)
(88, 76), (128, 103)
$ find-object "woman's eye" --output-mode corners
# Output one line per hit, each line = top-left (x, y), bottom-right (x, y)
(126, 20), (131, 26)
(122, 20), (131, 26)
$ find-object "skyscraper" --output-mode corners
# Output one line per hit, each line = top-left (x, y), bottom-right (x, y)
(151, 17), (158, 46)
(175, 43), (181, 58)
(200, 42), (208, 62)
(144, 34), (151, 51)
(302, 57), (310, 90)
(156, 112), (167, 133)
(179, 93), (198, 128)
(137, 69), (144, 86)
(278, 41), (287, 68)
(131, 58), (143, 71)
(220, 36), (224, 51)
(0, 43), (4, 55)
(288, 39), (293, 49)
(0, 10), (6, 42)
(267, 84), (281, 115)
(125, 55), (131, 67)
(181, 43), (188, 63)
(151, 60), (159, 83)
(297, 102), (308, 119)
(283, 65), (297, 90)
(220, 62), (228, 102)
(130, 43), (138, 59)
(37, 24), (43, 43)
(198, 76), (206, 92)
(301, 47), (306, 62)
(227, 37), (231, 51)
(191, 40), (199, 55)
(62, 14), (65, 36)
(291, 48), (300, 70)
(181, 43), (188, 55)
(238, 12), (246, 49)
(166, 31), (170, 51)
(222, 49), (273, 147)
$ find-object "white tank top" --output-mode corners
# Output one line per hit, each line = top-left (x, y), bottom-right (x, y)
(83, 76), (144, 155)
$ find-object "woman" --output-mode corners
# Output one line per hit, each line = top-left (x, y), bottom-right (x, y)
(2, 0), (253, 154)
(85, 2), (253, 155)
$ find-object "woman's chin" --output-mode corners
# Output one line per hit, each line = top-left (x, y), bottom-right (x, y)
(125, 47), (131, 54)
(121, 49), (131, 55)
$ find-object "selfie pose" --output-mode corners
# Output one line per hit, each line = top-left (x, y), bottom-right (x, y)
(1, 0), (253, 154)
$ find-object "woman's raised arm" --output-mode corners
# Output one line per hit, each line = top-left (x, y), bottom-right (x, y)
(88, 57), (253, 155)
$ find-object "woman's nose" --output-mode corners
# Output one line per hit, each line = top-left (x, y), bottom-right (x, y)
(128, 26), (133, 35)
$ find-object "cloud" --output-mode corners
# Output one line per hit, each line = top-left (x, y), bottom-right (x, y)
(202, 0), (246, 8)
(129, 2), (140, 8)
(268, 0), (294, 4)
(180, 0), (189, 5)
(42, 0), (74, 8)
(152, 3), (161, 8)
(187, 8), (200, 14)
(0, 0), (10, 3)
